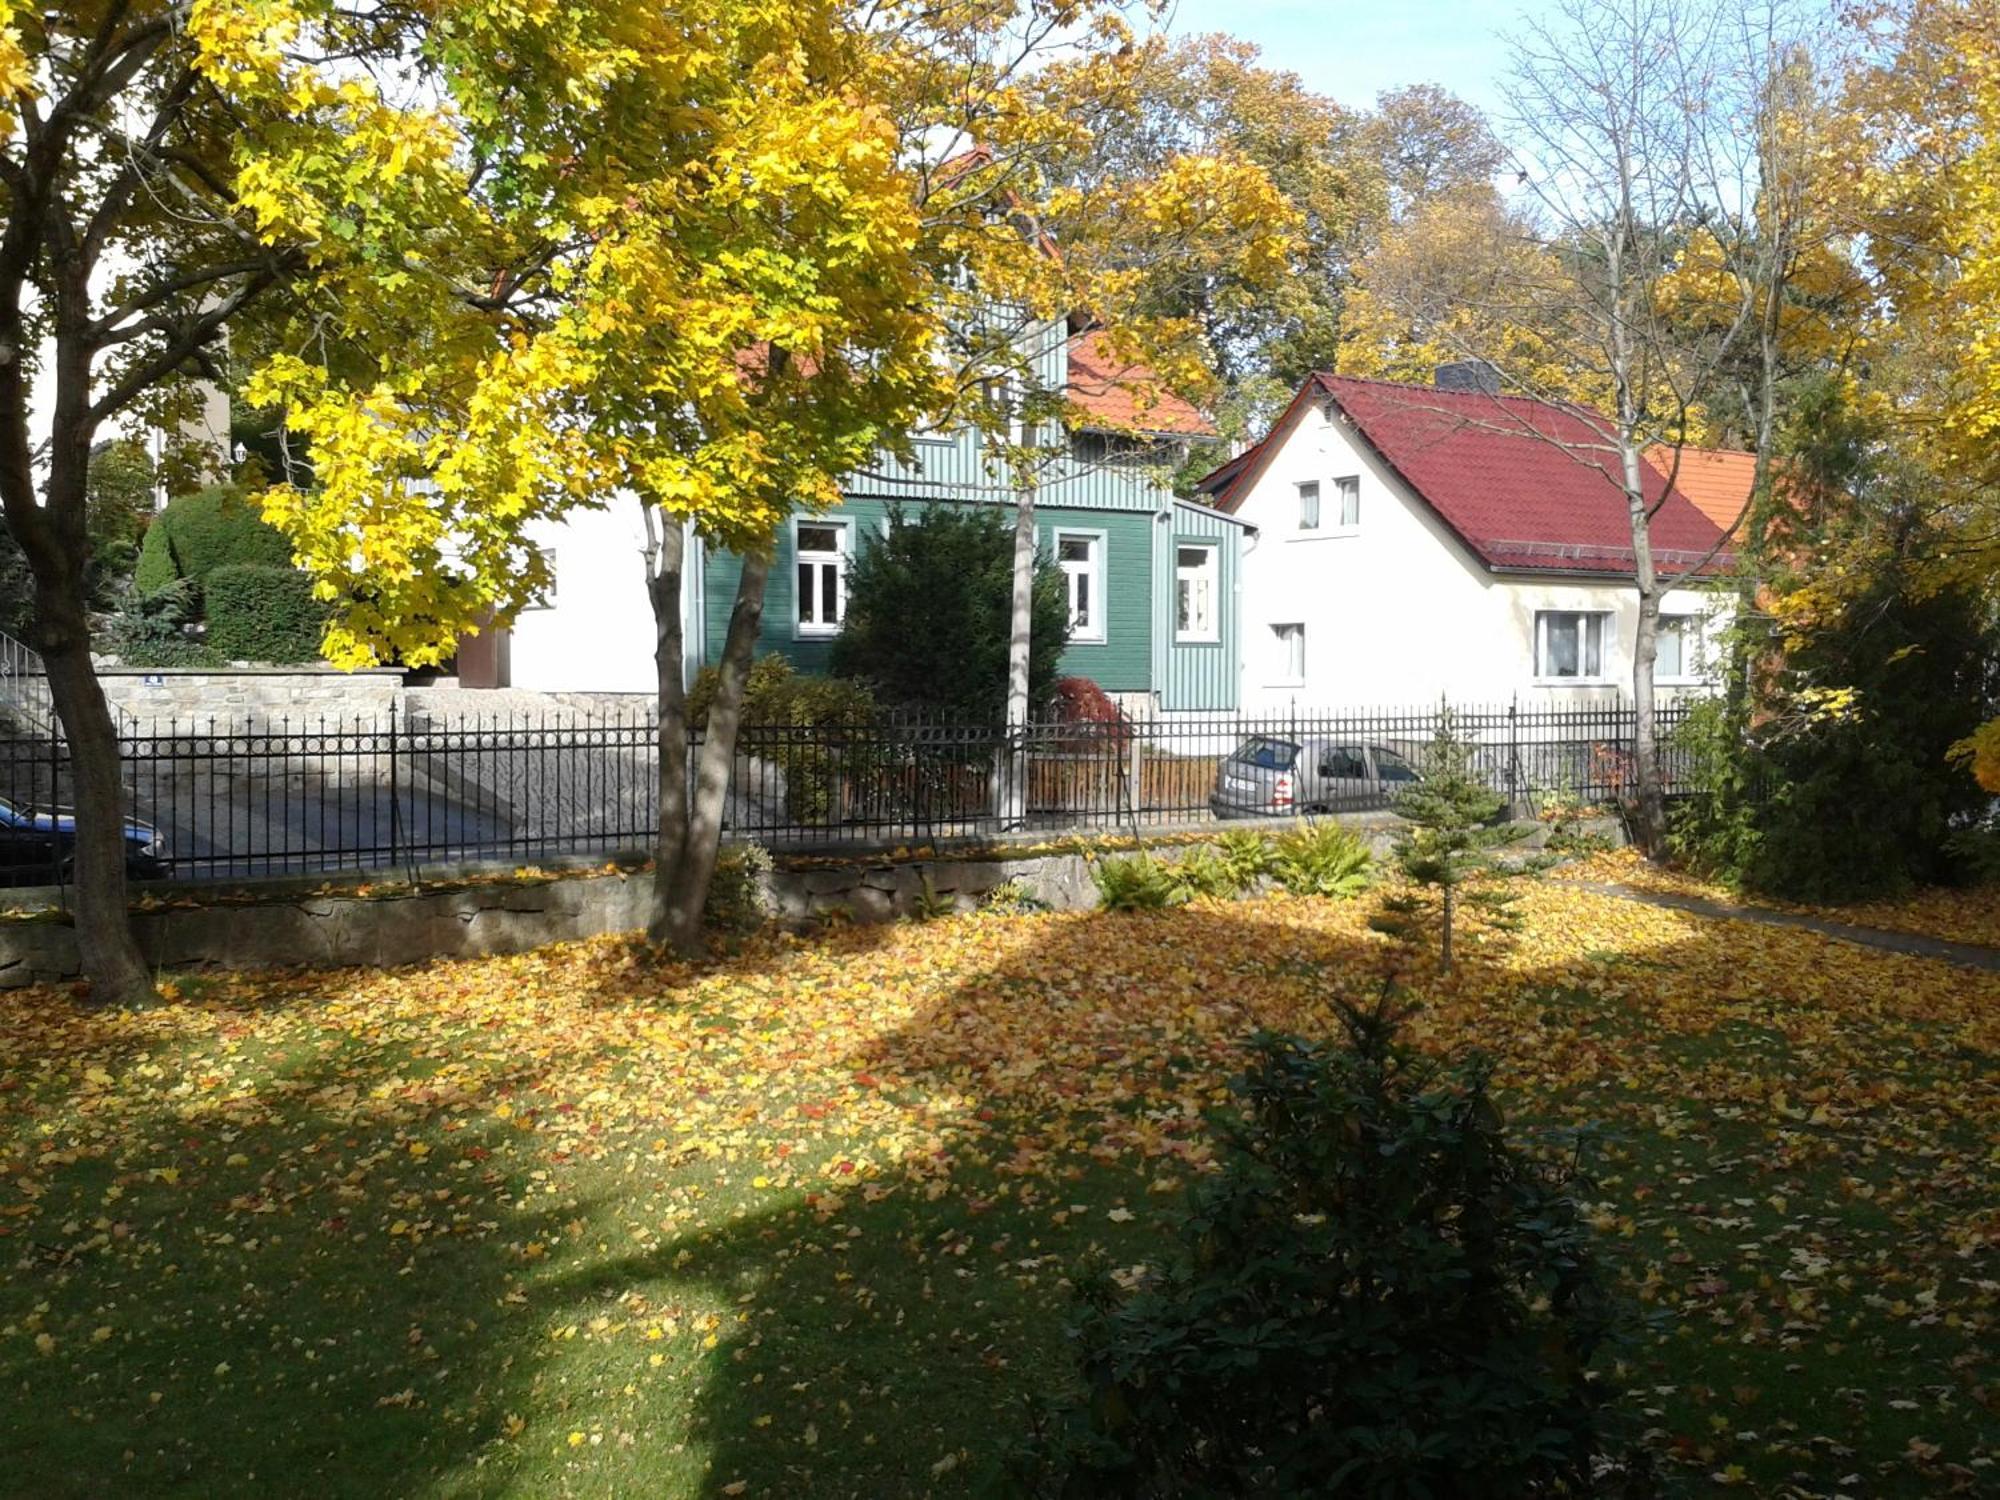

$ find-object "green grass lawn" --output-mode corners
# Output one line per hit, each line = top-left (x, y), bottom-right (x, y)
(0, 884), (1992, 1496)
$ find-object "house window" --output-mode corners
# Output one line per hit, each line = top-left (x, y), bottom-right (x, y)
(795, 520), (848, 636)
(1056, 531), (1104, 642)
(1335, 475), (1360, 527)
(1535, 610), (1609, 679)
(1175, 543), (1219, 642)
(1657, 613), (1698, 679)
(1297, 481), (1320, 530)
(1271, 622), (1305, 684)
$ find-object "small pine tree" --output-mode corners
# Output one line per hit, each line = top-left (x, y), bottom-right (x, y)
(1375, 708), (1532, 972)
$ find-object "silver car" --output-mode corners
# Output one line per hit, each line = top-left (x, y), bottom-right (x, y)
(1209, 736), (1422, 818)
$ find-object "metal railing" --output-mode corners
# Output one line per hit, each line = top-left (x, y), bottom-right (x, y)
(0, 629), (51, 734)
(1, 698), (1706, 886)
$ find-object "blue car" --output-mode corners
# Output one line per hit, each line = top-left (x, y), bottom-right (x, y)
(0, 796), (171, 886)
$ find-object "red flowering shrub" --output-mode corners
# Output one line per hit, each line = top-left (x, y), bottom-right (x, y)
(1048, 676), (1133, 751)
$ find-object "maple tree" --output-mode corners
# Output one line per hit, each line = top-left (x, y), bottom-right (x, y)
(4, 1), (921, 995)
(1836, 0), (2000, 797)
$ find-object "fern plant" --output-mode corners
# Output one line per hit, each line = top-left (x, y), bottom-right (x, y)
(1213, 830), (1274, 892)
(1167, 845), (1239, 901)
(1091, 852), (1185, 912)
(1268, 821), (1373, 899)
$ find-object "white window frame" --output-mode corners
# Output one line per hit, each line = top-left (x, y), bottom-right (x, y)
(1270, 622), (1305, 686)
(1334, 474), (1361, 529)
(793, 517), (850, 639)
(1297, 480), (1321, 531)
(1174, 542), (1221, 644)
(1534, 609), (1612, 683)
(1053, 527), (1106, 644)
(1656, 612), (1701, 682)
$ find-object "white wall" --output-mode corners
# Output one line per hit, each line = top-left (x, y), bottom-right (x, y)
(507, 500), (673, 694)
(1233, 400), (1727, 712)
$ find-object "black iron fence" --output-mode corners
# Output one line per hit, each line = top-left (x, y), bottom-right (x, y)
(0, 698), (1706, 887)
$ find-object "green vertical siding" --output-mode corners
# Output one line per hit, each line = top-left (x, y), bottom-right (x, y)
(1042, 509), (1153, 691)
(701, 497), (1159, 694)
(694, 317), (1248, 703)
(1155, 501), (1243, 711)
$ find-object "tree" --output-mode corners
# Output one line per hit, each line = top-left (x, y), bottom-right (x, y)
(1352, 0), (1839, 856)
(1365, 82), (1508, 220)
(1337, 190), (1612, 409)
(1022, 1001), (1635, 1495)
(876, 63), (1295, 829)
(1836, 0), (2000, 773)
(249, 0), (940, 959)
(1675, 386), (2000, 898)
(0, 1), (495, 1002)
(830, 504), (1069, 720)
(1374, 710), (1530, 974)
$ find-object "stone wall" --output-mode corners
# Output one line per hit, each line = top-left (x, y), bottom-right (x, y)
(0, 816), (1621, 989)
(97, 667), (405, 727)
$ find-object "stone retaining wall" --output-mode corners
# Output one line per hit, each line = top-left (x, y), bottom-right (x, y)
(97, 667), (405, 727)
(0, 815), (1619, 989)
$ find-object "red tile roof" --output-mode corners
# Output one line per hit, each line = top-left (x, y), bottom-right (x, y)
(1064, 329), (1216, 437)
(1198, 374), (1732, 578)
(1644, 443), (1755, 531)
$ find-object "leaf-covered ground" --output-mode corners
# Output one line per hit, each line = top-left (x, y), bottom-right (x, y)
(1579, 848), (2000, 951)
(0, 884), (1993, 1497)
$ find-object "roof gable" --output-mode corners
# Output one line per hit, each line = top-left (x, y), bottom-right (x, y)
(1204, 373), (1732, 579)
(1064, 329), (1216, 437)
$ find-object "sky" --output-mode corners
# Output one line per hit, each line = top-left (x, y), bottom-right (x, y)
(1159, 0), (1562, 114)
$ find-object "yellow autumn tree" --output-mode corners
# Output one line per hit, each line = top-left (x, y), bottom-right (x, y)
(1839, 0), (2000, 802)
(255, 0), (1294, 946)
(3, 1), (678, 1000)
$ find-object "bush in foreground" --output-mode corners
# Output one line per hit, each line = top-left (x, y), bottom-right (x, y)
(1022, 998), (1648, 1498)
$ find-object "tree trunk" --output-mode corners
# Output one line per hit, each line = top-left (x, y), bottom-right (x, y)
(647, 536), (770, 957)
(1440, 884), (1455, 975)
(646, 517), (693, 949)
(1620, 441), (1668, 856)
(1000, 476), (1037, 828)
(38, 600), (153, 1006)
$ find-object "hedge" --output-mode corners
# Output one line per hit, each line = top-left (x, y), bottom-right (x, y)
(203, 564), (327, 664)
(135, 485), (293, 598)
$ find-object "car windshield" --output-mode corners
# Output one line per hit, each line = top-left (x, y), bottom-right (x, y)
(1371, 747), (1420, 782)
(1230, 737), (1298, 771)
(0, 798), (24, 827)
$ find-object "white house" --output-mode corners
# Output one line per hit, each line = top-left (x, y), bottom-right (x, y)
(1194, 366), (1739, 711)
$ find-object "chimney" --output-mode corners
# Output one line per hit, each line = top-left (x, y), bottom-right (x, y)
(1433, 360), (1500, 396)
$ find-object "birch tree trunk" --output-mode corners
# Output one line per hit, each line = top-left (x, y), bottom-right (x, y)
(1000, 474), (1037, 828)
(1619, 436), (1668, 856)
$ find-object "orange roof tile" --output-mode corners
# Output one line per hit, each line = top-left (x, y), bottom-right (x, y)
(1064, 329), (1215, 438)
(1645, 444), (1755, 531)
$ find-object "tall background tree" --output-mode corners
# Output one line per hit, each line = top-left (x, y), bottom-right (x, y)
(1342, 0), (1842, 853)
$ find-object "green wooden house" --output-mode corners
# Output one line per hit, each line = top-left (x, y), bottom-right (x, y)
(690, 326), (1253, 717)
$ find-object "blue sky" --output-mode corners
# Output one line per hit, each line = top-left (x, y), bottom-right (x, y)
(1159, 0), (1559, 113)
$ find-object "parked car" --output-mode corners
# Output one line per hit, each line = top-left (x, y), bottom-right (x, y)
(0, 796), (171, 886)
(1210, 737), (1423, 819)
